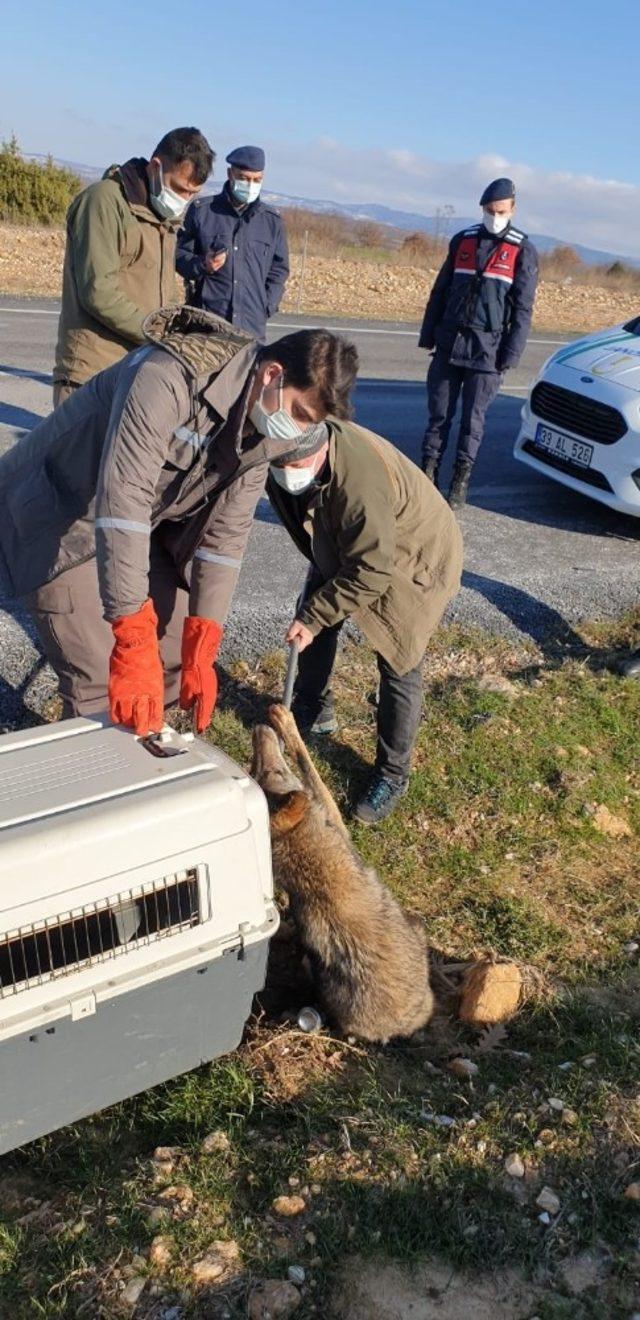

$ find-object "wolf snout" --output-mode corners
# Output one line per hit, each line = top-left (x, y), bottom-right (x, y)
(250, 723), (280, 777)
(251, 723), (302, 796)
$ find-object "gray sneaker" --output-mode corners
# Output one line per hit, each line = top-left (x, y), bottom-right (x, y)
(620, 648), (640, 678)
(354, 775), (408, 825)
(291, 698), (338, 736)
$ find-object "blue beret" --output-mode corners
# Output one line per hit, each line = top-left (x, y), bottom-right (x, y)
(480, 177), (516, 205)
(226, 145), (265, 172)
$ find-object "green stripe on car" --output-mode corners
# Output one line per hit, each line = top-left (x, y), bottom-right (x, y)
(554, 332), (632, 365)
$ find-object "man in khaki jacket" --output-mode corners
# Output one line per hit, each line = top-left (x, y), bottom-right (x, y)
(53, 127), (214, 404)
(267, 426), (463, 824)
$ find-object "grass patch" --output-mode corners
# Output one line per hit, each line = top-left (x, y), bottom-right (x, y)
(1, 619), (639, 1317)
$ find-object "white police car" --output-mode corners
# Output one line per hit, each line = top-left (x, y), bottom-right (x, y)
(514, 317), (640, 517)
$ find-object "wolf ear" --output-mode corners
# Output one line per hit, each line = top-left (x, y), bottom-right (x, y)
(270, 790), (308, 835)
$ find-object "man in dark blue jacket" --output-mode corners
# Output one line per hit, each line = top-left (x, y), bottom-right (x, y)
(419, 178), (538, 507)
(176, 146), (289, 341)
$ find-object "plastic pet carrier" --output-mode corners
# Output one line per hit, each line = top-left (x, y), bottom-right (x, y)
(0, 717), (277, 1154)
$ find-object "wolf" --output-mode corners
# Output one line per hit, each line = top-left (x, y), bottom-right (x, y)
(250, 704), (434, 1043)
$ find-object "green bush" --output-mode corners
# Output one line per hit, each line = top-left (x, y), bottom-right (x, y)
(0, 135), (82, 225)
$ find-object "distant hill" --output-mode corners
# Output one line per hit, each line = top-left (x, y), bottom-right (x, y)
(262, 191), (640, 270)
(25, 156), (637, 269)
(26, 154), (104, 183)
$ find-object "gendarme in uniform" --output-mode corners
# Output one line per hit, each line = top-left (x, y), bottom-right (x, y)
(419, 176), (539, 507)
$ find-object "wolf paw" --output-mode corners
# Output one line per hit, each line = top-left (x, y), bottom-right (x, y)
(268, 703), (298, 743)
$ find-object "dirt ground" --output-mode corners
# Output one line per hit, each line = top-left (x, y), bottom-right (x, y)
(1, 222), (638, 333)
(332, 1258), (541, 1319)
(331, 1253), (608, 1319)
(282, 252), (640, 334)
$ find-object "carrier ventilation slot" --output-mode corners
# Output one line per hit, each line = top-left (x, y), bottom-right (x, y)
(0, 869), (201, 998)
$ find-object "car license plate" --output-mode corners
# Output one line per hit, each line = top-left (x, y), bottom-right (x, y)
(534, 423), (593, 468)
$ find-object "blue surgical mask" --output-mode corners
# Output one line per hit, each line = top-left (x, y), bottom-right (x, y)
(251, 380), (304, 442)
(251, 376), (329, 458)
(150, 162), (187, 221)
(231, 177), (262, 206)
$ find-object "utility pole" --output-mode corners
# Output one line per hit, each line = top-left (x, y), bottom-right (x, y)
(296, 229), (309, 315)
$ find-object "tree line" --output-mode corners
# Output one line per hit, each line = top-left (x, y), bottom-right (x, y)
(0, 136), (82, 226)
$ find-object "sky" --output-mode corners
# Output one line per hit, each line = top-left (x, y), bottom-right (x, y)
(1, 0), (638, 256)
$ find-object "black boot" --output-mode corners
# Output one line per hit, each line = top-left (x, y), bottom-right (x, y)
(448, 459), (473, 509)
(620, 648), (640, 679)
(421, 453), (441, 486)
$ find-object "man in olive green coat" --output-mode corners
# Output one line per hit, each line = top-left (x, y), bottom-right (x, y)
(53, 127), (214, 404)
(267, 422), (463, 824)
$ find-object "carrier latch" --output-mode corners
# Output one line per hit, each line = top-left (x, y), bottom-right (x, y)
(70, 993), (97, 1022)
(141, 727), (190, 758)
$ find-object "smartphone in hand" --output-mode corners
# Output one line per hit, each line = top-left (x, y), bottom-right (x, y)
(204, 245), (228, 275)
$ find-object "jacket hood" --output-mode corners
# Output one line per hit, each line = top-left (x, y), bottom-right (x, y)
(103, 157), (151, 209)
(142, 305), (256, 381)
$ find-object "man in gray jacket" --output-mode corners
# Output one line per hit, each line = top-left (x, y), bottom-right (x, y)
(0, 309), (357, 734)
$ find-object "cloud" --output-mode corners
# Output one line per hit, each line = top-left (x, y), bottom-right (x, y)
(262, 138), (640, 259)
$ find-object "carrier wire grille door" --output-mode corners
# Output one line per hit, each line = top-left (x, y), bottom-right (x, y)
(0, 869), (201, 998)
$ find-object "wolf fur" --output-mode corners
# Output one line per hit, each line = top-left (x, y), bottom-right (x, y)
(250, 704), (434, 1043)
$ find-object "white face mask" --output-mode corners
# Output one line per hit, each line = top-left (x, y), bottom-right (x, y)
(482, 208), (511, 236)
(231, 176), (262, 206)
(150, 162), (188, 221)
(270, 446), (327, 495)
(270, 463), (319, 495)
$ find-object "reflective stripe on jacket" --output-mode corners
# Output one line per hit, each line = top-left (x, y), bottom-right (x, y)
(0, 308), (295, 623)
(451, 228), (522, 332)
(419, 223), (539, 372)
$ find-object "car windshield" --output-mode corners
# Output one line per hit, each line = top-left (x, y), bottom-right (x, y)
(622, 316), (640, 336)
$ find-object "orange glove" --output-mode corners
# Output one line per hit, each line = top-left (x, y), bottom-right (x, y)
(180, 616), (224, 732)
(109, 599), (164, 736)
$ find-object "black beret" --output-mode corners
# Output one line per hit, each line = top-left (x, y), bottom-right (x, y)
(226, 145), (265, 172)
(480, 177), (516, 205)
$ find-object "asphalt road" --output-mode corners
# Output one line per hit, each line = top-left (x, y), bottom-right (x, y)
(0, 298), (638, 722)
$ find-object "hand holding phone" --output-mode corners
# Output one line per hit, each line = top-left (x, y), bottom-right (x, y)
(204, 246), (228, 275)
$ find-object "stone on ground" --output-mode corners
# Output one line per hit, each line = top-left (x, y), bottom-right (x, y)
(271, 1194), (306, 1217)
(459, 961), (522, 1025)
(191, 1239), (240, 1284)
(248, 1279), (301, 1318)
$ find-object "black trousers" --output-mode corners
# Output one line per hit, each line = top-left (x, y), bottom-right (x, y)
(293, 622), (423, 785)
(423, 350), (502, 466)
